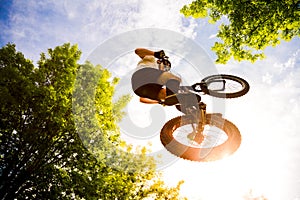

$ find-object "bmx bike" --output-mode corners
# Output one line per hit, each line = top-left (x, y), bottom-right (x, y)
(157, 56), (250, 162)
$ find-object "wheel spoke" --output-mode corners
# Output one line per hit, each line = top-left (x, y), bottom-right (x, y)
(208, 79), (243, 94)
(173, 124), (228, 148)
(201, 74), (249, 98)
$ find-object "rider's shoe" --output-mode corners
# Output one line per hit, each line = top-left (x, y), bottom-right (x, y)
(163, 92), (201, 106)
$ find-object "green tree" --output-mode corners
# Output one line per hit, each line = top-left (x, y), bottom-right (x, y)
(0, 43), (186, 200)
(181, 0), (300, 64)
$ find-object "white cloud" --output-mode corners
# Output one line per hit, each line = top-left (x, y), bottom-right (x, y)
(262, 72), (273, 84)
(4, 0), (197, 63)
(126, 0), (197, 37)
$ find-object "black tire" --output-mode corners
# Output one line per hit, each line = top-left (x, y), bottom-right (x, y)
(201, 74), (249, 98)
(160, 114), (241, 162)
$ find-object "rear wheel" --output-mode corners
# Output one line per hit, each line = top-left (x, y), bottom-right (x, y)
(200, 74), (249, 98)
(160, 114), (241, 162)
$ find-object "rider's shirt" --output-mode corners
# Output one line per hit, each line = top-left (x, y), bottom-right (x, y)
(136, 55), (159, 71)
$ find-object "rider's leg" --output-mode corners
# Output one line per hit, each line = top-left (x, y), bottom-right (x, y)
(164, 93), (201, 106)
(166, 79), (180, 96)
(133, 84), (163, 101)
(174, 95), (202, 113)
(158, 71), (181, 84)
(157, 71), (181, 96)
(135, 48), (155, 59)
(158, 88), (166, 100)
(139, 88), (166, 104)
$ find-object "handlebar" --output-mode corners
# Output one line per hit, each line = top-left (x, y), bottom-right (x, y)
(157, 55), (171, 72)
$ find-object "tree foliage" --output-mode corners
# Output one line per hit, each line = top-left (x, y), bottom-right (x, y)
(0, 43), (186, 200)
(181, 0), (300, 63)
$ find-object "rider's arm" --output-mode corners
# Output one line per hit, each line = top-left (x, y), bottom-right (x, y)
(139, 97), (159, 104)
(135, 48), (154, 59)
(135, 48), (165, 59)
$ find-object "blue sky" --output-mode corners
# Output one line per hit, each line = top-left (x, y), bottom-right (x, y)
(1, 1), (300, 200)
(0, 0), (12, 46)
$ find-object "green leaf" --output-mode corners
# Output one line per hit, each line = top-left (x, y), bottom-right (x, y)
(181, 0), (300, 63)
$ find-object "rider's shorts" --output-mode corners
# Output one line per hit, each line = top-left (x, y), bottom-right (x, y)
(131, 68), (163, 100)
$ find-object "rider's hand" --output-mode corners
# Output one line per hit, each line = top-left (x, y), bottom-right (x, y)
(157, 59), (171, 71)
(154, 50), (165, 59)
(163, 59), (171, 68)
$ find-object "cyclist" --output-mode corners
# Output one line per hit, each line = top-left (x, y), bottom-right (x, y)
(131, 48), (200, 106)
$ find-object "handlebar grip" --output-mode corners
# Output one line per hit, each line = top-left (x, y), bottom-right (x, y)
(154, 50), (165, 59)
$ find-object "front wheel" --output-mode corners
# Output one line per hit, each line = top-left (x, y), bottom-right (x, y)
(160, 114), (241, 162)
(200, 74), (250, 98)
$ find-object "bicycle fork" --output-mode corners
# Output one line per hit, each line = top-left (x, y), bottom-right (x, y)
(186, 102), (207, 144)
